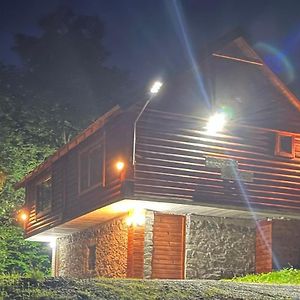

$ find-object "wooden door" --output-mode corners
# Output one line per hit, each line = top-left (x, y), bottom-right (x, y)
(152, 214), (185, 279)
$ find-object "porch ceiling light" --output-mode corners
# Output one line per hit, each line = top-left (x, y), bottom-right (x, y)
(205, 112), (227, 135)
(126, 208), (145, 227)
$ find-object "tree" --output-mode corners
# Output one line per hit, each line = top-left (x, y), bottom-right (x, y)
(13, 6), (133, 128)
(0, 67), (65, 274)
(0, 6), (135, 275)
(0, 225), (51, 275)
(0, 94), (54, 274)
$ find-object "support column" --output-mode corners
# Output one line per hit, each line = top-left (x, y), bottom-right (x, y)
(143, 210), (154, 279)
(127, 224), (145, 278)
(256, 220), (272, 273)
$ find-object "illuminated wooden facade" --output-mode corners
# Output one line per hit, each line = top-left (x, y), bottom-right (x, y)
(17, 33), (300, 278)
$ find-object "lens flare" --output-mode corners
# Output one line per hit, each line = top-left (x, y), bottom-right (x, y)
(229, 165), (281, 270)
(255, 42), (295, 84)
(171, 0), (210, 108)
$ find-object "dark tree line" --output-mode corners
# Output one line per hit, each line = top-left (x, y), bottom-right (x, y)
(0, 6), (134, 274)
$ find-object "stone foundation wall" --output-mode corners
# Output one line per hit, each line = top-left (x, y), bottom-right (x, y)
(185, 214), (256, 279)
(56, 216), (128, 278)
(143, 210), (154, 279)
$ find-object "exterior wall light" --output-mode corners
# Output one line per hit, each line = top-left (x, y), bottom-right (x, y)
(17, 209), (29, 229)
(150, 81), (163, 94)
(205, 112), (227, 135)
(116, 161), (125, 172)
(126, 208), (145, 227)
(133, 79), (163, 165)
(20, 212), (28, 222)
(18, 210), (28, 222)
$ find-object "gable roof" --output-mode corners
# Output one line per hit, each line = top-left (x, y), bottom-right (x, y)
(148, 32), (300, 130)
(15, 105), (121, 189)
(228, 35), (300, 113)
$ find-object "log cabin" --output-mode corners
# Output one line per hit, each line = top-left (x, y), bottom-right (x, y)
(16, 32), (300, 279)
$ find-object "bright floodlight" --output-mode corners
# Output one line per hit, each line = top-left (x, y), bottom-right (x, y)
(206, 112), (226, 135)
(150, 81), (163, 94)
(126, 208), (145, 227)
(49, 239), (56, 249)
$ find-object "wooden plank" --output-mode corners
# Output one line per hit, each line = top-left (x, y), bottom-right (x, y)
(127, 225), (145, 278)
(152, 214), (185, 279)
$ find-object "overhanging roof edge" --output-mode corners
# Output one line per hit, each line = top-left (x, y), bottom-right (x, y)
(15, 105), (122, 189)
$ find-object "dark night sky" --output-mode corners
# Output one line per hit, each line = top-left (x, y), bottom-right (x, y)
(1, 0), (300, 94)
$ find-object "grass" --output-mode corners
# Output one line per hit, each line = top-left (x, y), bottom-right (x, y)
(231, 268), (300, 285)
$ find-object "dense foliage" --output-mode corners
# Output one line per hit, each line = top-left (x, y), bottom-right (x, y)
(0, 90), (58, 275)
(0, 226), (51, 275)
(231, 268), (300, 285)
(0, 6), (132, 275)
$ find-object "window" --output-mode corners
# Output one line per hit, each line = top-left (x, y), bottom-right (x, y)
(79, 144), (104, 193)
(275, 133), (295, 158)
(36, 176), (52, 214)
(87, 244), (96, 271)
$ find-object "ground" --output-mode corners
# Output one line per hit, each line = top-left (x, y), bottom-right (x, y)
(1, 277), (300, 300)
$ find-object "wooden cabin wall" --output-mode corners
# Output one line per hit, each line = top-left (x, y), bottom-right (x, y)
(134, 109), (300, 214)
(25, 112), (134, 237)
(25, 159), (65, 237)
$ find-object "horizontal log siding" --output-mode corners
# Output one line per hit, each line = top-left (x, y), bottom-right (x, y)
(134, 109), (300, 214)
(25, 159), (65, 236)
(25, 113), (133, 237)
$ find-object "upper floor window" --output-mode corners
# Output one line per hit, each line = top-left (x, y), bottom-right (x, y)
(275, 133), (295, 159)
(79, 143), (104, 193)
(36, 176), (52, 214)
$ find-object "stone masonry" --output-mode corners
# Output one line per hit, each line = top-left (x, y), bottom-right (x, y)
(185, 214), (256, 279)
(55, 211), (261, 279)
(143, 210), (154, 278)
(56, 216), (128, 278)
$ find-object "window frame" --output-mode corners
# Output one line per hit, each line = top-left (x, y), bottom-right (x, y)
(78, 139), (105, 195)
(275, 132), (295, 159)
(35, 173), (52, 217)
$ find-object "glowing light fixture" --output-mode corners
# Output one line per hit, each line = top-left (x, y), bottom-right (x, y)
(205, 112), (227, 135)
(49, 239), (56, 249)
(18, 210), (28, 222)
(116, 161), (125, 172)
(126, 208), (145, 226)
(150, 81), (163, 94)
